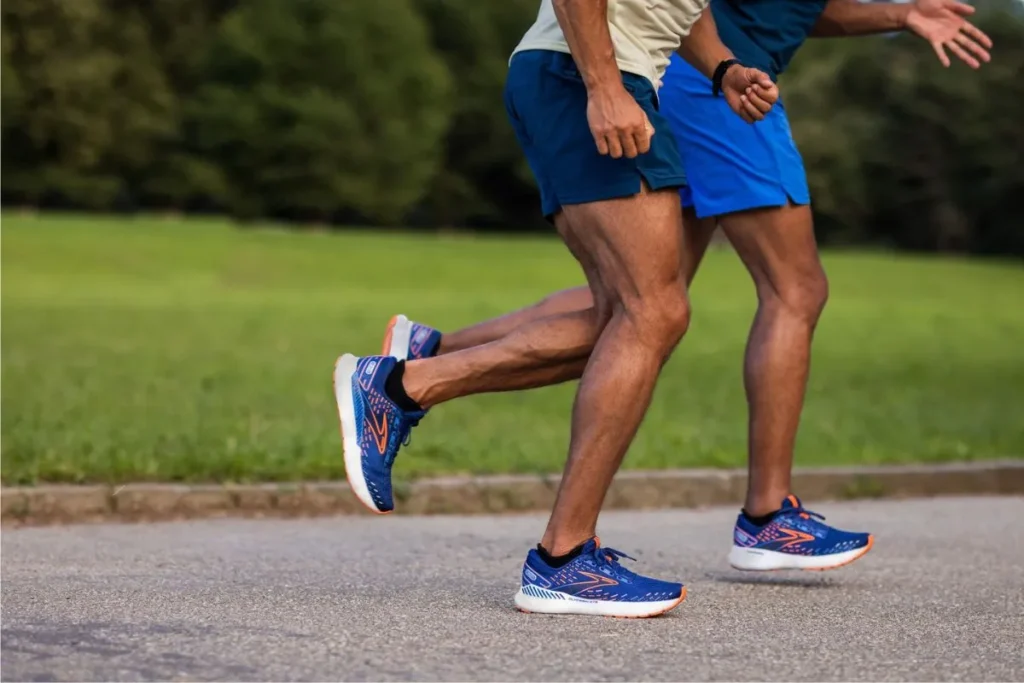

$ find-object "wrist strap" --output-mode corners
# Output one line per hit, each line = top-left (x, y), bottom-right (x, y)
(711, 58), (742, 98)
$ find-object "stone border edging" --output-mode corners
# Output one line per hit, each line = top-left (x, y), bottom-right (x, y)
(2, 460), (1021, 526)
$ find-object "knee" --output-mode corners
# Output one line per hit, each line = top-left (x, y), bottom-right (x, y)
(623, 283), (691, 355)
(760, 269), (829, 326)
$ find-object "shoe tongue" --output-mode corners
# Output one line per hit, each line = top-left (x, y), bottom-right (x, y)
(582, 537), (600, 552)
(781, 494), (802, 511)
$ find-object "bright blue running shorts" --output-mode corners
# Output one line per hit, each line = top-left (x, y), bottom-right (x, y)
(660, 52), (810, 218)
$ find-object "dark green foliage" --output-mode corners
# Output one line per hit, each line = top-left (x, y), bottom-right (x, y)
(1, 0), (175, 207)
(784, 2), (1024, 253)
(411, 0), (540, 227)
(187, 0), (452, 222)
(1, 0), (1021, 253)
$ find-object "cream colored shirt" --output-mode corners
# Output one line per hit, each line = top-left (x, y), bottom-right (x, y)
(511, 0), (708, 86)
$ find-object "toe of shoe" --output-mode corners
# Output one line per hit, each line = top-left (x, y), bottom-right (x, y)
(826, 529), (872, 553)
(642, 579), (685, 601)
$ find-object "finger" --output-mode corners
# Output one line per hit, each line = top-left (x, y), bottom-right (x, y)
(606, 133), (624, 159)
(752, 84), (779, 105)
(728, 95), (753, 123)
(726, 92), (754, 123)
(635, 117), (654, 155)
(946, 0), (975, 15)
(741, 95), (765, 122)
(961, 22), (993, 49)
(746, 91), (774, 114)
(594, 132), (610, 156)
(619, 130), (639, 159)
(946, 39), (979, 68)
(633, 131), (650, 156)
(956, 31), (991, 62)
(930, 39), (952, 67)
(747, 68), (774, 89)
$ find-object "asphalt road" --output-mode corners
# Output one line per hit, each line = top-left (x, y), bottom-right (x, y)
(2, 497), (1022, 682)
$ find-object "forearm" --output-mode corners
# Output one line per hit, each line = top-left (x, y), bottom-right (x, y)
(552, 0), (622, 92)
(811, 0), (910, 37)
(675, 6), (734, 79)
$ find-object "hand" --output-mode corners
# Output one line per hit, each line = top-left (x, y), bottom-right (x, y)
(906, 0), (992, 68)
(586, 85), (654, 159)
(721, 66), (778, 124)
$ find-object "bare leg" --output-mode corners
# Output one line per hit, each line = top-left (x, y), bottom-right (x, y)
(540, 187), (693, 554)
(719, 203), (828, 516)
(439, 288), (593, 354)
(401, 209), (714, 408)
(439, 211), (713, 355)
(403, 303), (600, 408)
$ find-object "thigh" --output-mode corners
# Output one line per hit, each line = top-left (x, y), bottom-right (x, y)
(718, 203), (822, 290)
(680, 207), (716, 287)
(553, 213), (611, 317)
(559, 183), (687, 306)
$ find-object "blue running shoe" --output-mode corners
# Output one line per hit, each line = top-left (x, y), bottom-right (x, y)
(382, 315), (442, 361)
(728, 495), (874, 571)
(332, 354), (426, 513)
(514, 538), (686, 617)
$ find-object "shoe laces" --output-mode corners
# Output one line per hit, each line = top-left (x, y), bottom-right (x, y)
(781, 502), (826, 523)
(400, 416), (420, 449)
(591, 544), (637, 570)
(385, 414), (421, 466)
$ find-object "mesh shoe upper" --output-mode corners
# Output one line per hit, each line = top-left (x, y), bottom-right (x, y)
(733, 495), (870, 557)
(351, 355), (425, 511)
(407, 322), (442, 360)
(520, 538), (683, 603)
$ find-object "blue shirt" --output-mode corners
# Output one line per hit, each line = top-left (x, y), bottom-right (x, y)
(711, 0), (830, 79)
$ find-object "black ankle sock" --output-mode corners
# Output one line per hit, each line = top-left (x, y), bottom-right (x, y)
(742, 508), (780, 527)
(384, 361), (423, 412)
(537, 541), (587, 568)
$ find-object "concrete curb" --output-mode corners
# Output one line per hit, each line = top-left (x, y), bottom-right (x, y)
(2, 461), (1022, 527)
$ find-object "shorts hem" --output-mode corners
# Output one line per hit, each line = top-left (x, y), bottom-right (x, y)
(549, 174), (687, 215)
(692, 192), (810, 220)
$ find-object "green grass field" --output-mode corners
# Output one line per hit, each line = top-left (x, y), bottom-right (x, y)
(2, 214), (1023, 485)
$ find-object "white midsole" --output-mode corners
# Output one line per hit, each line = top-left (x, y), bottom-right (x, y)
(728, 544), (868, 571)
(333, 354), (379, 512)
(386, 315), (413, 360)
(514, 589), (683, 617)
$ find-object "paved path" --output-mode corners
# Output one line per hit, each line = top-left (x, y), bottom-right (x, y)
(2, 497), (1022, 681)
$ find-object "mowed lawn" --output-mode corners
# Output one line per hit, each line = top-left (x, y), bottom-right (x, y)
(2, 214), (1023, 485)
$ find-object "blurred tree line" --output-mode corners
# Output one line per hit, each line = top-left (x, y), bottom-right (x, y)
(2, 0), (1021, 254)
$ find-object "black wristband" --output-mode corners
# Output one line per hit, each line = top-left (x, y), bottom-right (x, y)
(711, 58), (742, 98)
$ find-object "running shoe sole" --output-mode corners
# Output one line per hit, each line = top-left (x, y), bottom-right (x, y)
(513, 586), (687, 618)
(728, 535), (874, 571)
(382, 314), (413, 360)
(332, 353), (387, 515)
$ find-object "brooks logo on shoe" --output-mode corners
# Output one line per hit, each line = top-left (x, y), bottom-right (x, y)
(775, 528), (816, 550)
(366, 412), (389, 453)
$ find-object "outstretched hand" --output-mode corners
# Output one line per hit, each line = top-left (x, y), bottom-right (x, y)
(907, 0), (992, 68)
(721, 66), (779, 124)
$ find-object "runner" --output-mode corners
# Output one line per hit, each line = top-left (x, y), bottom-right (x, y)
(381, 0), (991, 573)
(334, 1), (780, 617)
